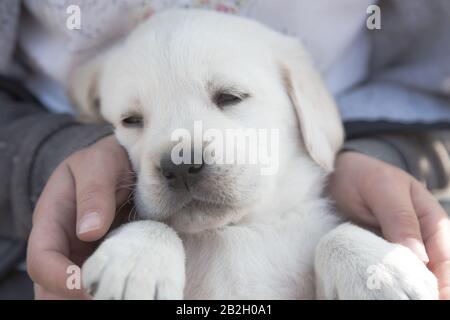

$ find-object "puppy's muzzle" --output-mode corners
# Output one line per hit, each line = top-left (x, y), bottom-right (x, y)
(160, 151), (204, 189)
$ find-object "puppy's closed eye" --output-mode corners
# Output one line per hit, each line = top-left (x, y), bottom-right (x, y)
(121, 114), (144, 128)
(214, 91), (249, 108)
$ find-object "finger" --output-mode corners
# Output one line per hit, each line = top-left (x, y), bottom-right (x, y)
(28, 165), (85, 298)
(34, 284), (66, 300)
(440, 288), (450, 300)
(410, 181), (450, 298)
(34, 279), (89, 300)
(36, 284), (90, 300)
(27, 172), (81, 296)
(433, 261), (450, 300)
(364, 175), (429, 263)
(70, 153), (130, 242)
(28, 223), (91, 299)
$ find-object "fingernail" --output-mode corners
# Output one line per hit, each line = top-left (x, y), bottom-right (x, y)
(401, 238), (429, 264)
(78, 212), (102, 235)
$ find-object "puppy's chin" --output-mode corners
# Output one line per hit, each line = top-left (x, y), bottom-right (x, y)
(136, 191), (246, 233)
(166, 201), (246, 233)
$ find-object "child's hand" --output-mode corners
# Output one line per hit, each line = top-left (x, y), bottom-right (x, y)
(27, 136), (134, 299)
(329, 151), (450, 299)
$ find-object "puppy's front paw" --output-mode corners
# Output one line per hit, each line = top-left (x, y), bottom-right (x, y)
(319, 244), (438, 300)
(82, 222), (185, 300)
(316, 224), (438, 300)
(361, 245), (438, 300)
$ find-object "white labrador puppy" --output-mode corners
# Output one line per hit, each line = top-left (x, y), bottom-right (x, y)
(70, 9), (438, 299)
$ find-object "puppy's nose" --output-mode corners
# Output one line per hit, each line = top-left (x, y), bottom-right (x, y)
(160, 153), (203, 188)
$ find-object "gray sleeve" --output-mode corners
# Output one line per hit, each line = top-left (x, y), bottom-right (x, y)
(342, 131), (450, 192)
(0, 0), (20, 74)
(0, 91), (113, 241)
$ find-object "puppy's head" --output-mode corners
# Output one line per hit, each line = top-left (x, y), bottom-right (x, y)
(69, 9), (343, 233)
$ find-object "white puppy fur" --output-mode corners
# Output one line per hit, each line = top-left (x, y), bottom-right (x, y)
(70, 9), (438, 299)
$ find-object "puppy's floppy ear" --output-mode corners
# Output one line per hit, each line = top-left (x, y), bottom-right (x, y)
(68, 53), (108, 123)
(277, 38), (344, 172)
